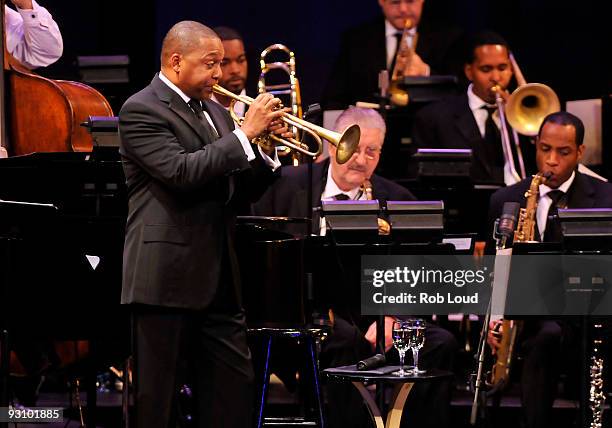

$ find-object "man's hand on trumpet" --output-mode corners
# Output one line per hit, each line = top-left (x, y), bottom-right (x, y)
(403, 52), (430, 76)
(258, 114), (294, 157)
(240, 93), (285, 141)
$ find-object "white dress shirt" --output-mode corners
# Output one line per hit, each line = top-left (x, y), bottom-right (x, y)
(5, 1), (63, 69)
(158, 72), (280, 170)
(467, 84), (519, 186)
(536, 171), (575, 241)
(319, 168), (366, 235)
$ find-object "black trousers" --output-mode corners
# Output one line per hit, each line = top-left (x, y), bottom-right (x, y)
(320, 317), (457, 428)
(519, 320), (562, 428)
(132, 305), (254, 428)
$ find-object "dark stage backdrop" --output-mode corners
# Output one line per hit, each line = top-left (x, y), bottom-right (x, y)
(34, 0), (611, 110)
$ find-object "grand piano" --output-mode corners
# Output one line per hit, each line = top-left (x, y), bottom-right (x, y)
(0, 150), (129, 425)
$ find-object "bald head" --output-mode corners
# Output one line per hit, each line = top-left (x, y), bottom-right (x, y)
(160, 20), (224, 100)
(161, 21), (219, 64)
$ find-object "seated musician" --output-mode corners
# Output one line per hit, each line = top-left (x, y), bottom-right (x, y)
(412, 31), (536, 186)
(486, 112), (612, 428)
(211, 26), (248, 117)
(253, 106), (457, 428)
(321, 0), (464, 109)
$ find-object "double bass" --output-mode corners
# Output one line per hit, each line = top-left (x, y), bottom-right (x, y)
(1, 0), (113, 156)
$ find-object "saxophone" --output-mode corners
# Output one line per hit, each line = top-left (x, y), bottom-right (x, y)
(362, 178), (391, 235)
(489, 172), (549, 389)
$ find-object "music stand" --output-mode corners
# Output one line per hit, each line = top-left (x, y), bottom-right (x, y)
(386, 200), (444, 243)
(377, 76), (459, 180)
(397, 75), (459, 104)
(558, 208), (612, 252)
(81, 115), (119, 148)
(321, 200), (380, 244)
(0, 200), (57, 421)
(413, 148), (472, 181)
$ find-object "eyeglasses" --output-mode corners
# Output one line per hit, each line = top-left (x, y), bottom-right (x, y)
(387, 0), (422, 6)
(353, 146), (382, 161)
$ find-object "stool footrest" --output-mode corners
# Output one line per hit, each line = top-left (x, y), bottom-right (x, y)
(263, 416), (318, 426)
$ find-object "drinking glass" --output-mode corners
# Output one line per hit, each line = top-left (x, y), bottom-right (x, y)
(392, 320), (411, 376)
(408, 319), (426, 374)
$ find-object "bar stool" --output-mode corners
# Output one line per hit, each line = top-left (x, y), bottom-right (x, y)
(249, 325), (328, 428)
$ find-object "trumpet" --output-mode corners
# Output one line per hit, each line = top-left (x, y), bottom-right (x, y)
(388, 18), (418, 107)
(212, 84), (360, 164)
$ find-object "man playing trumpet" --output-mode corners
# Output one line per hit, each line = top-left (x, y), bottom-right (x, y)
(118, 20), (294, 428)
(321, 0), (464, 109)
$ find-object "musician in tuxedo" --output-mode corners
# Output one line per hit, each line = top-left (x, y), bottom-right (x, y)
(412, 31), (536, 186)
(321, 0), (464, 109)
(211, 26), (248, 117)
(119, 20), (292, 428)
(253, 107), (413, 232)
(253, 107), (457, 428)
(486, 112), (612, 428)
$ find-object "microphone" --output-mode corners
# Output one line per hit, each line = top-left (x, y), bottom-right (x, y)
(356, 353), (386, 371)
(494, 202), (520, 249)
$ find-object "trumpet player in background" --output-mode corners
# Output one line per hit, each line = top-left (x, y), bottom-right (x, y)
(252, 107), (457, 428)
(412, 31), (537, 186)
(485, 112), (612, 428)
(321, 0), (464, 109)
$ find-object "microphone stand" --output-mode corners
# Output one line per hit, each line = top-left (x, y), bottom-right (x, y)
(470, 218), (511, 425)
(371, 70), (393, 413)
(302, 104), (321, 237)
(471, 292), (492, 425)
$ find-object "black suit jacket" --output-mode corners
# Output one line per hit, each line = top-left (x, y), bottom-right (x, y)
(486, 171), (612, 251)
(321, 16), (464, 110)
(252, 158), (415, 235)
(119, 74), (275, 309)
(412, 92), (536, 185)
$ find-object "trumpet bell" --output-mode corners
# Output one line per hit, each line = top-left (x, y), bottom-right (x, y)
(506, 83), (560, 136)
(335, 124), (361, 164)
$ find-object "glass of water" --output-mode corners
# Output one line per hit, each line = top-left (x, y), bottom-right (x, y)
(408, 319), (426, 374)
(392, 320), (411, 376)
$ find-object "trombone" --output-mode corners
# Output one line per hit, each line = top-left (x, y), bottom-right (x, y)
(212, 84), (360, 164)
(492, 53), (560, 182)
(258, 44), (303, 164)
